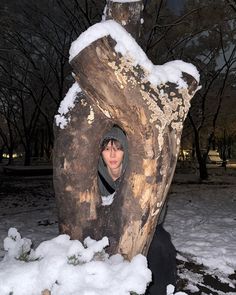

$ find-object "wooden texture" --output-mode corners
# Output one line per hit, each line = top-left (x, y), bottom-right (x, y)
(54, 32), (198, 258)
(104, 0), (143, 39)
(41, 290), (51, 295)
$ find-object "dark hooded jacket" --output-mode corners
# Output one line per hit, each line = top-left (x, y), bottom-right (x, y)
(98, 126), (128, 197)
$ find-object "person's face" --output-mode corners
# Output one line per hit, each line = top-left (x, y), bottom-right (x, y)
(102, 140), (124, 173)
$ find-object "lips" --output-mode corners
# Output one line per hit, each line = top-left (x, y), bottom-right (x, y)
(109, 161), (118, 165)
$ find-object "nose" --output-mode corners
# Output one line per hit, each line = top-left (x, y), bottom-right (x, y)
(110, 147), (116, 158)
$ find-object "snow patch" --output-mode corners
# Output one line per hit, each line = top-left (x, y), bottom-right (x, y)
(4, 228), (33, 260)
(0, 229), (152, 295)
(55, 82), (82, 129)
(101, 192), (116, 206)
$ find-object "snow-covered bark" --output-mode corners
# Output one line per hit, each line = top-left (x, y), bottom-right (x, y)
(54, 17), (199, 258)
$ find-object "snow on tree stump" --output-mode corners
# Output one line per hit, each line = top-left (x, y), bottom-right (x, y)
(54, 21), (199, 259)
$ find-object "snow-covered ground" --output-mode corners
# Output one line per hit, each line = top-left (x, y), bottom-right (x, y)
(0, 164), (235, 294)
(166, 167), (236, 294)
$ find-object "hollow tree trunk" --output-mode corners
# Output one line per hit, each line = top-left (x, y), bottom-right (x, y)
(54, 0), (199, 260)
(54, 39), (198, 260)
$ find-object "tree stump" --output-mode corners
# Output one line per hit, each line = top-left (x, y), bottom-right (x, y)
(53, 19), (198, 259)
(104, 0), (143, 39)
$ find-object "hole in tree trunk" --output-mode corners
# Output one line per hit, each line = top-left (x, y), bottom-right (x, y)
(98, 125), (128, 205)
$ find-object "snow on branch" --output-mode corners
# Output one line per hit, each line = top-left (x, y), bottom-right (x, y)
(69, 20), (200, 88)
(55, 82), (82, 129)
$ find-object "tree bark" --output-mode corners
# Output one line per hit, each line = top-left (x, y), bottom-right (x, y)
(24, 145), (32, 166)
(188, 113), (208, 180)
(54, 32), (198, 258)
(104, 0), (143, 40)
(7, 146), (14, 166)
(0, 147), (3, 163)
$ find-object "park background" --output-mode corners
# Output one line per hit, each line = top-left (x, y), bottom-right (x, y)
(0, 0), (236, 294)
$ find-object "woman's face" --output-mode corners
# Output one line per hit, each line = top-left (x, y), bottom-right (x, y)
(102, 140), (124, 173)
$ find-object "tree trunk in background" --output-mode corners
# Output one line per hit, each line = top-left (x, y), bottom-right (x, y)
(40, 130), (45, 158)
(105, 0), (143, 39)
(7, 147), (14, 165)
(54, 0), (198, 259)
(221, 129), (227, 169)
(33, 130), (39, 158)
(195, 137), (208, 180)
(24, 145), (32, 166)
(189, 114), (208, 180)
(0, 148), (3, 163)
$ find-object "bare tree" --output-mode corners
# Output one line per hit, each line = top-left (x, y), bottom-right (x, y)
(0, 0), (103, 164)
(140, 0), (236, 179)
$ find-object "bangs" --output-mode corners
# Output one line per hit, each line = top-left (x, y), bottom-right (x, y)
(101, 138), (124, 151)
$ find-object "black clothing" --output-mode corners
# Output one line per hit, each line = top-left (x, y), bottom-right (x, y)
(97, 171), (115, 195)
(146, 224), (177, 295)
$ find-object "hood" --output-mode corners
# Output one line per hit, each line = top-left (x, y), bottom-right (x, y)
(98, 126), (128, 195)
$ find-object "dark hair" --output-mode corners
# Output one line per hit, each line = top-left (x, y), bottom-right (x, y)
(100, 138), (124, 152)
